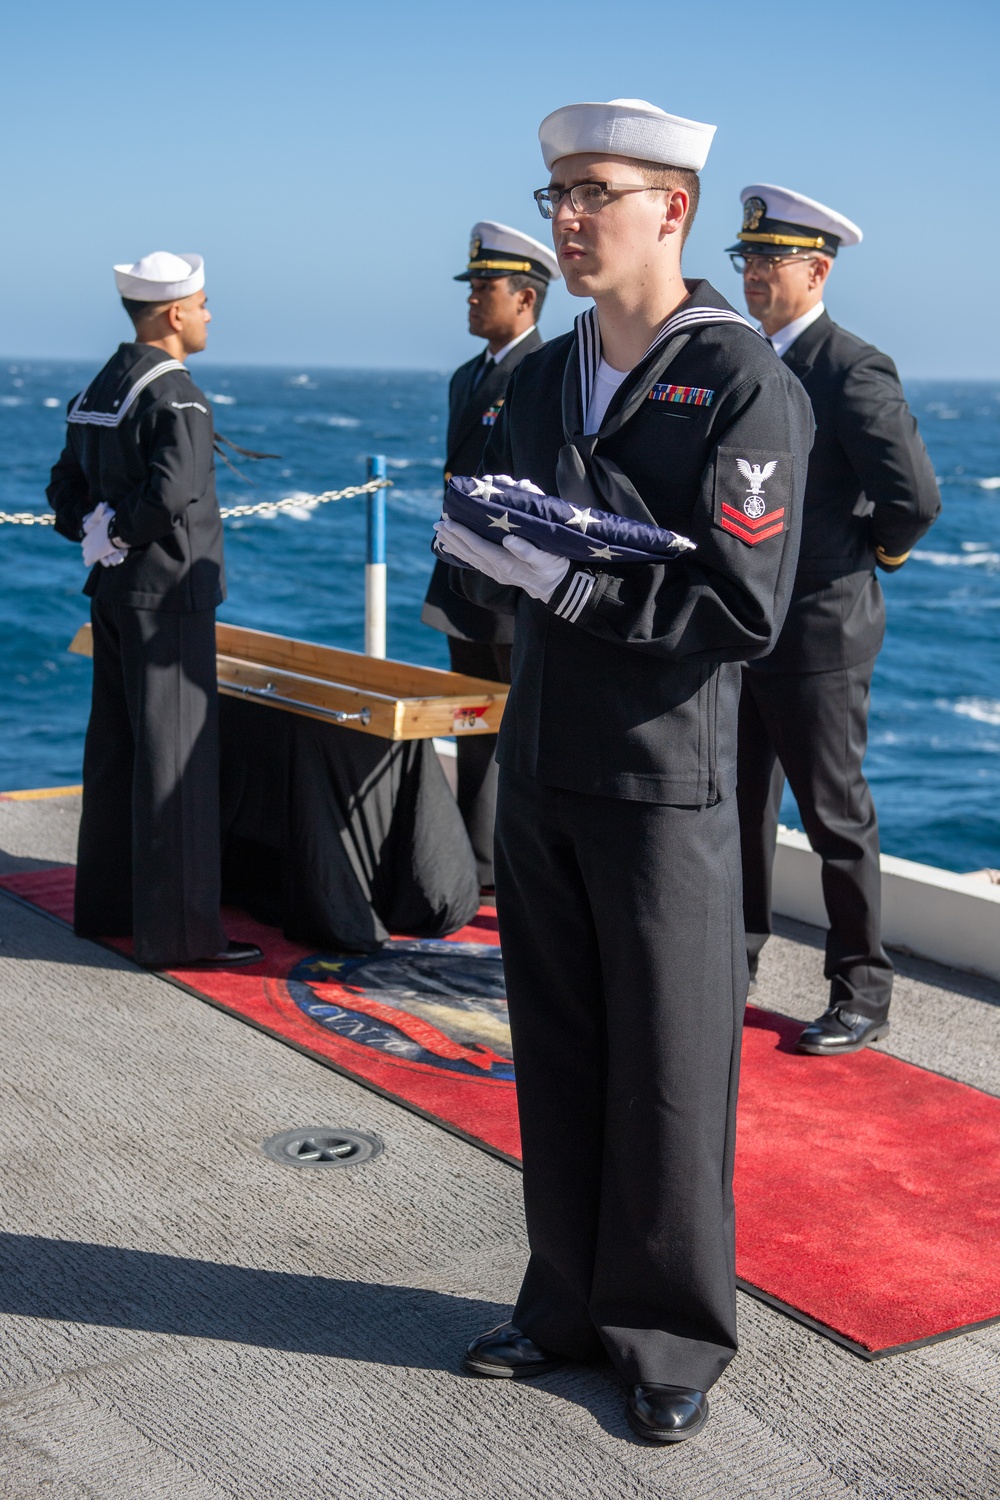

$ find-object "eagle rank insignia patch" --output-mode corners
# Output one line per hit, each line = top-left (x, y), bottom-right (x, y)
(714, 448), (791, 545)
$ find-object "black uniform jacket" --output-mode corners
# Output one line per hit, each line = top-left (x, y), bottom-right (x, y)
(753, 311), (940, 674)
(47, 342), (225, 613)
(455, 281), (815, 805)
(421, 328), (542, 643)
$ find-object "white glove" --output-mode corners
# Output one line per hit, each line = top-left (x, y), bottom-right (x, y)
(81, 503), (128, 568)
(479, 474), (547, 498)
(82, 502), (110, 535)
(434, 518), (569, 604)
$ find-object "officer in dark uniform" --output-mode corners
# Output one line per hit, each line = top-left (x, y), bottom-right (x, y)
(435, 100), (814, 1443)
(728, 186), (940, 1054)
(422, 222), (560, 887)
(47, 251), (262, 971)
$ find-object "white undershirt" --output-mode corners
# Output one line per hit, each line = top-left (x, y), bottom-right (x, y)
(766, 301), (825, 360)
(584, 358), (630, 435)
(485, 324), (537, 369)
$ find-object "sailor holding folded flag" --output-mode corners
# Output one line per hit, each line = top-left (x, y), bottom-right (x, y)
(47, 252), (262, 972)
(436, 98), (814, 1442)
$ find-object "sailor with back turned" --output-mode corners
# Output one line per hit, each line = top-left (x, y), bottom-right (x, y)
(422, 223), (560, 889)
(728, 187), (940, 1054)
(47, 253), (261, 971)
(435, 100), (814, 1441)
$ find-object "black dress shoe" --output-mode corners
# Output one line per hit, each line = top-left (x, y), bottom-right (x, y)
(627, 1385), (709, 1443)
(463, 1321), (563, 1379)
(796, 1005), (890, 1055)
(164, 940), (263, 971)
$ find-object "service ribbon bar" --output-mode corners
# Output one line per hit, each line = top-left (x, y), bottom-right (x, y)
(648, 383), (715, 407)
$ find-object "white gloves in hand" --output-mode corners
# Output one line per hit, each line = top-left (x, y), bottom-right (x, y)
(434, 517), (569, 604)
(81, 502), (128, 568)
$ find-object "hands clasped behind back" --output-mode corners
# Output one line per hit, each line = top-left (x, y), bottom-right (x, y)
(81, 502), (129, 569)
(434, 518), (569, 604)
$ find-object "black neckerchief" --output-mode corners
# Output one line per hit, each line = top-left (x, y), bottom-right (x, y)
(556, 290), (757, 523)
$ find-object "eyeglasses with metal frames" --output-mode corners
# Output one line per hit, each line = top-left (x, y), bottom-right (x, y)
(730, 252), (819, 275)
(533, 181), (658, 220)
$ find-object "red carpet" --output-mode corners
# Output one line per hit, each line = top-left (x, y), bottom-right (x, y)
(4, 863), (1000, 1359)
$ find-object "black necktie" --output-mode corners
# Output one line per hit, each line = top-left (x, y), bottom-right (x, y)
(473, 354), (493, 389)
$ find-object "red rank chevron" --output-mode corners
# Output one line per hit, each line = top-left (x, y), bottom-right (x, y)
(719, 501), (786, 545)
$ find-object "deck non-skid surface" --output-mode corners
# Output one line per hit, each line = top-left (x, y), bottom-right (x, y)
(1, 795), (998, 1499)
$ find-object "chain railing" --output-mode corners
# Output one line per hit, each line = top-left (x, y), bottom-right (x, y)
(0, 476), (391, 528)
(0, 510), (56, 525)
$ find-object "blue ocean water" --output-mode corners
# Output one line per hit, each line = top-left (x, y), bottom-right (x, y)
(1, 358), (998, 874)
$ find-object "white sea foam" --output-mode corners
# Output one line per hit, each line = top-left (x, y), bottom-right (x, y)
(287, 374), (317, 389)
(0, 396), (23, 407)
(978, 477), (1000, 490)
(947, 699), (1000, 728)
(292, 413), (360, 429)
(913, 549), (1000, 568)
(42, 398), (60, 408)
(207, 392), (236, 405)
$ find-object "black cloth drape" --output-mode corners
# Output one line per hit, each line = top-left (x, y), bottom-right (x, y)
(219, 698), (480, 953)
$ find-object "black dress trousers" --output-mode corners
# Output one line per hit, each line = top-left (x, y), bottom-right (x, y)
(737, 658), (893, 1021)
(74, 598), (226, 967)
(495, 766), (746, 1391)
(446, 637), (512, 888)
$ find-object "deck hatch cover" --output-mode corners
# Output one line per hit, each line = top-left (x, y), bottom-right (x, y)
(262, 1127), (383, 1169)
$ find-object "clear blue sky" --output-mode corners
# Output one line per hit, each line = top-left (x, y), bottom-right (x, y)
(2, 0), (996, 376)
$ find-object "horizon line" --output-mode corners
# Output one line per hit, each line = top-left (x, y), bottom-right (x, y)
(4, 354), (1000, 385)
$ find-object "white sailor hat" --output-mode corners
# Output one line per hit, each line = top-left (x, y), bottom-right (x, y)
(455, 221), (561, 283)
(728, 184), (862, 258)
(538, 98), (716, 173)
(113, 251), (205, 301)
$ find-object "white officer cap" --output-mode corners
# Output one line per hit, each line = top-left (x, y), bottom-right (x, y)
(538, 98), (716, 173)
(113, 251), (205, 301)
(732, 184), (862, 256)
(455, 221), (562, 283)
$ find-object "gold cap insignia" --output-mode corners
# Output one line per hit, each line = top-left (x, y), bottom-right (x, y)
(742, 196), (766, 232)
(469, 235), (482, 261)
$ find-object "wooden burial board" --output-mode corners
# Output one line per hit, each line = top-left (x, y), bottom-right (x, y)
(68, 622), (508, 741)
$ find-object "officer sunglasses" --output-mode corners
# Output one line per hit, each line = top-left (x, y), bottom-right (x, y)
(730, 252), (819, 275)
(534, 182), (657, 219)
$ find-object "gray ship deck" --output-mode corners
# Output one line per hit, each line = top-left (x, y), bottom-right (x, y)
(1, 792), (998, 1500)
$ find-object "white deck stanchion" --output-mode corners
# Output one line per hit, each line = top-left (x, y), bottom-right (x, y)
(365, 455), (387, 658)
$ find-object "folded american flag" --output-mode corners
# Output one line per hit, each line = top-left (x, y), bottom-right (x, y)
(438, 475), (695, 566)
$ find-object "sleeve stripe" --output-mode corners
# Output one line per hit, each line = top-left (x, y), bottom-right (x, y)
(555, 570), (596, 623)
(555, 573), (587, 619)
